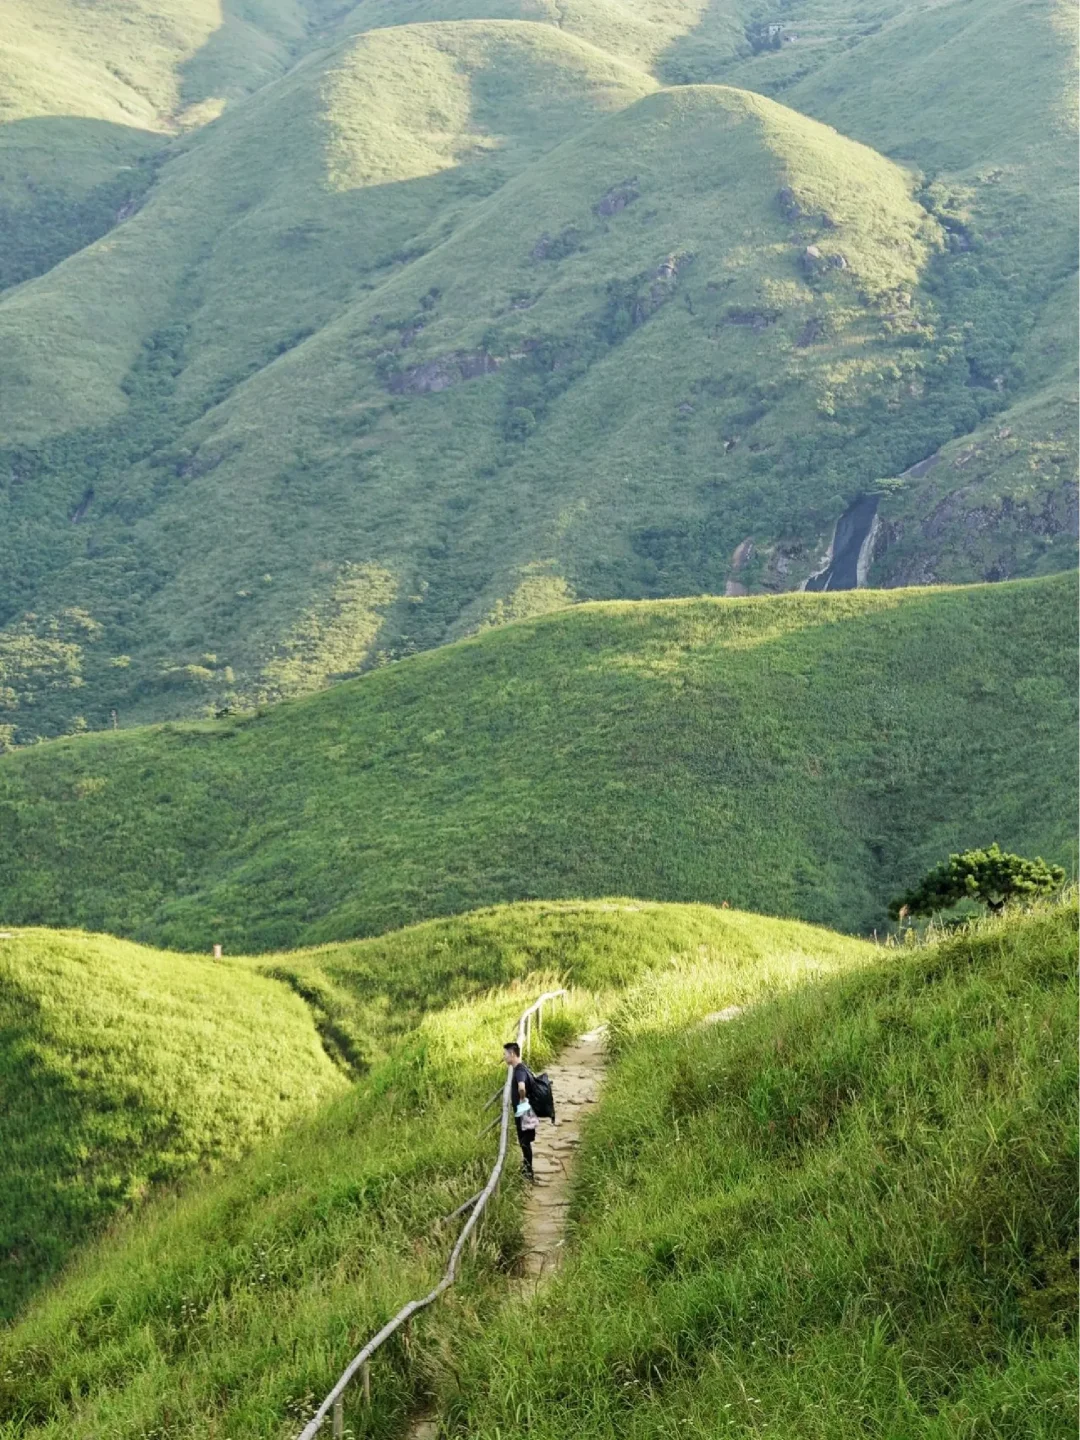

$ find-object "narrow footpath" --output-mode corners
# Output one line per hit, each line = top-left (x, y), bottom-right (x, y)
(518, 1026), (607, 1282)
(405, 1027), (607, 1439)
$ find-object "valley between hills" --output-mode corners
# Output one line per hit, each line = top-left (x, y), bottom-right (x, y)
(1, 0), (1076, 740)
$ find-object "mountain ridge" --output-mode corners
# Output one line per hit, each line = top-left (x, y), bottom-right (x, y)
(0, 0), (1075, 740)
(1, 574), (1074, 950)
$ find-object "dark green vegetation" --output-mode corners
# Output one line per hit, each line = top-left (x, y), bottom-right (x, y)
(1, 0), (1075, 738)
(0, 575), (1075, 950)
(890, 843), (1067, 920)
(447, 899), (1079, 1439)
(0, 899), (875, 1432)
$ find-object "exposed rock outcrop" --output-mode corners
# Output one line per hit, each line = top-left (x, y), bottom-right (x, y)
(595, 178), (639, 217)
(387, 351), (500, 395)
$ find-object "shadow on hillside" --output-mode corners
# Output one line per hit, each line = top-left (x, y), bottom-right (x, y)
(175, 0), (320, 117)
(0, 989), (172, 1322)
(0, 115), (164, 292)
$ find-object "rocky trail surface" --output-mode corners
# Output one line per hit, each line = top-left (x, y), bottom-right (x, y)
(518, 1027), (607, 1283)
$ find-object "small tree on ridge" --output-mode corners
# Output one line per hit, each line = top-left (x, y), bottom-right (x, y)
(889, 843), (1065, 920)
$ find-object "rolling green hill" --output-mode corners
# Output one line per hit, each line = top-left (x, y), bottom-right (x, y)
(0, 0), (1074, 740)
(0, 0), (339, 290)
(449, 898), (1078, 1439)
(0, 897), (869, 1317)
(0, 897), (878, 1431)
(0, 898), (1072, 1438)
(0, 575), (1075, 951)
(0, 927), (345, 1319)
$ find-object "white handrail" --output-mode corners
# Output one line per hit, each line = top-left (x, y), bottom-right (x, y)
(295, 987), (568, 1439)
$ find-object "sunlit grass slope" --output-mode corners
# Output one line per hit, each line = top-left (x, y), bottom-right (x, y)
(1, 1), (1075, 737)
(0, 21), (651, 441)
(340, 0), (754, 73)
(0, 899), (876, 1436)
(1, 72), (956, 735)
(447, 899), (1079, 1439)
(0, 575), (1075, 951)
(0, 928), (345, 1319)
(0, 899), (867, 1323)
(0, 0), (333, 290)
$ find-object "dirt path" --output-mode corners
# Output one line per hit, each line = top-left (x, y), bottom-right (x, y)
(517, 1026), (606, 1283)
(404, 1029), (607, 1438)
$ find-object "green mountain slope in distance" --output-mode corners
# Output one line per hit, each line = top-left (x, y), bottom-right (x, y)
(0, 0), (1074, 739)
(0, 575), (1074, 951)
(0, 0), (342, 289)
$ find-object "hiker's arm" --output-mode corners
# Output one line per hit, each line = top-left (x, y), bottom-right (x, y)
(517, 1080), (527, 1101)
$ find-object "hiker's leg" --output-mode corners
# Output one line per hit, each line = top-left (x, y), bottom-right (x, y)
(516, 1124), (534, 1176)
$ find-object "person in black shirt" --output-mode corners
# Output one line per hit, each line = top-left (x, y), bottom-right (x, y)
(503, 1041), (536, 1180)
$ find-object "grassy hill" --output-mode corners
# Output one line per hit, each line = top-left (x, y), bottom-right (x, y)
(0, 0), (338, 290)
(0, 575), (1075, 950)
(0, 897), (1071, 1437)
(448, 898), (1078, 1439)
(0, 898), (878, 1432)
(0, 927), (345, 1319)
(1, 899), (865, 1321)
(0, 0), (1074, 739)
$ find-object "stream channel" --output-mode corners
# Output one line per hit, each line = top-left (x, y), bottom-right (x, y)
(803, 492), (880, 591)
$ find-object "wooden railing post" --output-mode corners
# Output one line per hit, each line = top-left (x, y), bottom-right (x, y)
(332, 1398), (343, 1438)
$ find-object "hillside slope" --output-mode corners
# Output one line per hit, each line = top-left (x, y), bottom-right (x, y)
(0, 899), (877, 1433)
(449, 899), (1078, 1438)
(0, 0), (1074, 738)
(0, 575), (1074, 950)
(1, 900), (866, 1320)
(0, 0), (338, 289)
(1, 899), (1071, 1438)
(0, 927), (345, 1319)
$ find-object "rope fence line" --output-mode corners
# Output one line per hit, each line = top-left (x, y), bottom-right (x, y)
(295, 987), (569, 1440)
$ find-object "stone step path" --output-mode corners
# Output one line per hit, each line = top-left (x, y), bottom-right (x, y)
(517, 1026), (607, 1282)
(404, 1028), (607, 1437)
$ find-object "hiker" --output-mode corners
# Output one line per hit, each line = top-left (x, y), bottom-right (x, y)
(503, 1041), (538, 1180)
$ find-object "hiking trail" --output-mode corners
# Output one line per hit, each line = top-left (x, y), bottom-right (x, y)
(405, 1027), (607, 1438)
(518, 1025), (607, 1282)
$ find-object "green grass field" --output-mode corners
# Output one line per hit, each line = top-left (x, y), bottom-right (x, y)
(0, 576), (1075, 950)
(0, 0), (1074, 739)
(0, 898), (1072, 1438)
(0, 928), (346, 1319)
(0, 897), (877, 1433)
(446, 898), (1079, 1438)
(1, 898), (865, 1321)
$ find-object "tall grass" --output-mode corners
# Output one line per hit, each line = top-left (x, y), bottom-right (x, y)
(444, 899), (1078, 1438)
(0, 900), (876, 1436)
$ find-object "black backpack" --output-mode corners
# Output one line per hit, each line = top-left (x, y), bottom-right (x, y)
(525, 1069), (556, 1121)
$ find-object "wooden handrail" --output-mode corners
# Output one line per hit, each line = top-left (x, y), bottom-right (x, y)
(295, 988), (568, 1439)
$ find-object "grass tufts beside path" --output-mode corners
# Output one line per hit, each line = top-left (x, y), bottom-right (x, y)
(446, 899), (1079, 1438)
